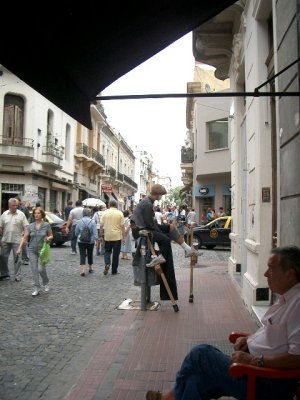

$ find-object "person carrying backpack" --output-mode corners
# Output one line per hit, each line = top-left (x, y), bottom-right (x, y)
(75, 208), (99, 276)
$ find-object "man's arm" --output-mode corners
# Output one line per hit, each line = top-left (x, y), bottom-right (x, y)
(232, 351), (300, 369)
(121, 223), (125, 244)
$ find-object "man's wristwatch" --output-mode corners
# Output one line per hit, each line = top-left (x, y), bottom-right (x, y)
(256, 354), (264, 367)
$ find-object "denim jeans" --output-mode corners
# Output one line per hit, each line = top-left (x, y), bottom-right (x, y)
(0, 242), (21, 278)
(173, 344), (297, 400)
(104, 240), (121, 273)
(71, 224), (77, 253)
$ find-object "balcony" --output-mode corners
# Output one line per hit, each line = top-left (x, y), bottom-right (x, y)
(181, 146), (194, 164)
(41, 145), (63, 169)
(124, 174), (138, 190)
(181, 171), (193, 186)
(180, 146), (194, 177)
(75, 143), (105, 170)
(0, 136), (34, 159)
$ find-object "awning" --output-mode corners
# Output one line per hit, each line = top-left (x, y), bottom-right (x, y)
(0, 1), (236, 129)
(113, 192), (125, 204)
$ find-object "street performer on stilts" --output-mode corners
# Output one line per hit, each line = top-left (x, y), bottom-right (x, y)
(131, 184), (201, 302)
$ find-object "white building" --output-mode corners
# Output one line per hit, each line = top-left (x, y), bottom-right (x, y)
(193, 0), (300, 314)
(134, 149), (154, 204)
(0, 66), (76, 212)
(184, 65), (231, 223)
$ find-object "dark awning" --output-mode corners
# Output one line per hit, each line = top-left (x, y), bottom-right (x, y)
(0, 1), (236, 129)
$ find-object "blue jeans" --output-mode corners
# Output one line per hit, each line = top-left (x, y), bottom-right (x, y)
(104, 240), (121, 273)
(173, 345), (297, 400)
(71, 224), (77, 253)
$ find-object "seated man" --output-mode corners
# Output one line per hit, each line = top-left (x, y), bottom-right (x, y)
(131, 184), (200, 301)
(146, 245), (300, 400)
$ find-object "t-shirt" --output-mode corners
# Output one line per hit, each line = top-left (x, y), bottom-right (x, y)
(68, 207), (84, 225)
(28, 221), (51, 252)
(100, 207), (124, 241)
(0, 209), (29, 243)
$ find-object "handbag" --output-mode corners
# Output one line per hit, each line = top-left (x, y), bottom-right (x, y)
(39, 242), (51, 266)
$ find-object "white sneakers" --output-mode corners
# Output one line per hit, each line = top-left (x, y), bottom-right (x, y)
(32, 285), (50, 296)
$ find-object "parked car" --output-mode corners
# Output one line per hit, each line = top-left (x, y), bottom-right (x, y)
(44, 212), (71, 246)
(192, 216), (231, 250)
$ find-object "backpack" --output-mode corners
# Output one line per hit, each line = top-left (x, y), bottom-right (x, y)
(80, 220), (92, 242)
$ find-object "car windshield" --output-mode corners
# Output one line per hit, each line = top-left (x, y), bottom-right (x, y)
(46, 213), (64, 223)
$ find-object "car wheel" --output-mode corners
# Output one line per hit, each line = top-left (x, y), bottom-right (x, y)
(54, 241), (64, 246)
(206, 245), (216, 250)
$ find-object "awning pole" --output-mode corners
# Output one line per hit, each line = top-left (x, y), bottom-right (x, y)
(96, 91), (299, 101)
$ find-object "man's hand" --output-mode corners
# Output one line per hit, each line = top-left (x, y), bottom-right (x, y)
(233, 336), (249, 352)
(231, 351), (255, 365)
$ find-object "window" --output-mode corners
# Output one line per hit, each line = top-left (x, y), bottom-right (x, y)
(65, 124), (71, 161)
(207, 118), (228, 150)
(3, 94), (24, 143)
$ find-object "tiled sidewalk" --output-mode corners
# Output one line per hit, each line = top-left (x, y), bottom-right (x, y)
(64, 261), (258, 400)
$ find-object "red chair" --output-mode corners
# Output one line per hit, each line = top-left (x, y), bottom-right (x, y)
(228, 332), (300, 400)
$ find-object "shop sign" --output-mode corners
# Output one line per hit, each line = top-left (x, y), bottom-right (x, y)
(101, 184), (112, 193)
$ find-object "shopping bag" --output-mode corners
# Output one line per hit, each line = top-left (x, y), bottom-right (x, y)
(39, 242), (51, 266)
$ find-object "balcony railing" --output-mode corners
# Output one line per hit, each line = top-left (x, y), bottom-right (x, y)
(0, 136), (34, 147)
(181, 146), (194, 163)
(42, 145), (64, 159)
(124, 174), (138, 189)
(76, 143), (105, 167)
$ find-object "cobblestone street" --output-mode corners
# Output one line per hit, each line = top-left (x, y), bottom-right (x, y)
(0, 243), (256, 400)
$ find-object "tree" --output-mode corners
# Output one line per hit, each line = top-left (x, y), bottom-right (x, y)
(168, 186), (183, 206)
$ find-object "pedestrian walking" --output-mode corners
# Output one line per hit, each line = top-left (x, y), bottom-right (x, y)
(17, 207), (53, 296)
(15, 196), (30, 264)
(0, 197), (29, 282)
(99, 200), (125, 275)
(121, 210), (132, 260)
(64, 200), (73, 221)
(93, 205), (106, 256)
(66, 200), (84, 254)
(75, 208), (99, 276)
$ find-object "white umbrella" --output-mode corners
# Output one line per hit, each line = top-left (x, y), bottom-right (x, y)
(82, 198), (106, 208)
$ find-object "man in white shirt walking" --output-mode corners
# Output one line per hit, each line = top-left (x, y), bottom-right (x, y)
(0, 198), (29, 281)
(66, 200), (84, 254)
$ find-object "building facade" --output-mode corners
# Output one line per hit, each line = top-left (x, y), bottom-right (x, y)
(134, 149), (154, 204)
(183, 65), (231, 224)
(193, 0), (300, 313)
(0, 69), (138, 213)
(0, 66), (76, 213)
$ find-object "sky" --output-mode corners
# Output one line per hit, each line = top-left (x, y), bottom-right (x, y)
(101, 32), (195, 188)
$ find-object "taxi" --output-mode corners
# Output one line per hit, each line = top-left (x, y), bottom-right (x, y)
(192, 216), (231, 250)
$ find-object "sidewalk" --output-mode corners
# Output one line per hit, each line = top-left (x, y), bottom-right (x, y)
(45, 249), (258, 400)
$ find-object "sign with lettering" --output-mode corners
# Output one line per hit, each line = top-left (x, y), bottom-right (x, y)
(101, 184), (112, 193)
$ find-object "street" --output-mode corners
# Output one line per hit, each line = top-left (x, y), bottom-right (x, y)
(0, 243), (235, 400)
